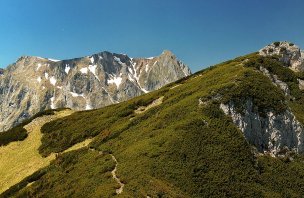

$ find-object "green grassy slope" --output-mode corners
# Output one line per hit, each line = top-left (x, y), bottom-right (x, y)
(2, 54), (304, 197)
(0, 109), (68, 146)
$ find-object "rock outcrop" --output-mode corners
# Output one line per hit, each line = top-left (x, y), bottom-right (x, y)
(259, 66), (290, 96)
(220, 99), (304, 156)
(298, 79), (304, 90)
(0, 51), (191, 131)
(227, 41), (304, 155)
(259, 41), (304, 72)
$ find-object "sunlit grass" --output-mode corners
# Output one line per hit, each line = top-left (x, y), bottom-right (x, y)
(0, 110), (73, 193)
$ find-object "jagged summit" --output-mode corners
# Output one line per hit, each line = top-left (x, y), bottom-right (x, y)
(0, 50), (191, 132)
(259, 41), (304, 71)
(14, 49), (174, 61)
(161, 49), (174, 55)
(15, 55), (60, 64)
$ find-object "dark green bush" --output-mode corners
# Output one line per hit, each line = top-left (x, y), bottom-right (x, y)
(274, 41), (281, 47)
(0, 126), (27, 146)
(280, 47), (287, 53)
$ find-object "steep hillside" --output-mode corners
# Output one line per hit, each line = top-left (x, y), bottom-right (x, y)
(0, 50), (190, 132)
(0, 109), (73, 193)
(2, 42), (304, 197)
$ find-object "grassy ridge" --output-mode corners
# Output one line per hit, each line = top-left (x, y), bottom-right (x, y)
(39, 91), (164, 157)
(0, 108), (68, 146)
(3, 54), (304, 197)
(0, 109), (73, 194)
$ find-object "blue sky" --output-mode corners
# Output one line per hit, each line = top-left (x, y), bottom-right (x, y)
(0, 0), (303, 71)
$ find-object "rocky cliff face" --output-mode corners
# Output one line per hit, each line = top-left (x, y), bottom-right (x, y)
(259, 66), (290, 96)
(220, 99), (304, 156)
(0, 51), (191, 131)
(259, 41), (304, 71)
(219, 41), (304, 156)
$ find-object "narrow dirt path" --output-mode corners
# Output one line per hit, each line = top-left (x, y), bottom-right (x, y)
(134, 96), (164, 114)
(88, 148), (124, 194)
(110, 154), (125, 194)
(62, 138), (93, 154)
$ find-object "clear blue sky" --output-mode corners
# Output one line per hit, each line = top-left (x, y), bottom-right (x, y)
(0, 0), (303, 72)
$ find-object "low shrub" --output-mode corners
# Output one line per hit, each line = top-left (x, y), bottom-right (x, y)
(274, 41), (281, 47)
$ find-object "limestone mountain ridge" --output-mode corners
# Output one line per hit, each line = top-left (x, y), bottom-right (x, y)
(0, 50), (191, 131)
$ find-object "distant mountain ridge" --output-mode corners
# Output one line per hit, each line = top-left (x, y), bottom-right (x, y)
(0, 50), (191, 131)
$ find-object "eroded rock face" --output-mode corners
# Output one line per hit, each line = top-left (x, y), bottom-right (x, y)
(259, 41), (304, 72)
(298, 79), (304, 90)
(259, 66), (290, 96)
(0, 51), (191, 131)
(220, 99), (304, 156)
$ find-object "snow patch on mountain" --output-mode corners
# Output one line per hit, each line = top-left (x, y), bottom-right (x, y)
(108, 74), (122, 88)
(114, 56), (123, 65)
(80, 67), (88, 74)
(85, 103), (92, 110)
(88, 64), (99, 80)
(37, 63), (42, 71)
(50, 77), (57, 86)
(65, 64), (71, 74)
(90, 56), (94, 64)
(70, 92), (84, 98)
(50, 97), (56, 109)
(145, 64), (149, 72)
(48, 58), (60, 62)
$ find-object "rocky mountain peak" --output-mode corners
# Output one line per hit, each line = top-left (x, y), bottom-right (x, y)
(0, 50), (191, 132)
(259, 41), (304, 71)
(161, 50), (175, 56)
